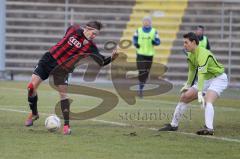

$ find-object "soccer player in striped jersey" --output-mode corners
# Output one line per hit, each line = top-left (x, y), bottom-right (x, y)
(159, 32), (228, 135)
(25, 21), (119, 135)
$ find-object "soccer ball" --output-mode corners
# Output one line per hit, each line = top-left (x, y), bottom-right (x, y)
(45, 115), (61, 132)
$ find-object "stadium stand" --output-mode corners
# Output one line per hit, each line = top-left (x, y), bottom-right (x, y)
(168, 0), (240, 84)
(5, 0), (135, 80)
(4, 0), (240, 85)
(120, 0), (240, 85)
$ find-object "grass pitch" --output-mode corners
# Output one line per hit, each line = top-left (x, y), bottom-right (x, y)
(0, 80), (239, 159)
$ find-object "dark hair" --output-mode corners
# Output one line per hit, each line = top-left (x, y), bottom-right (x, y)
(197, 25), (204, 30)
(86, 21), (103, 30)
(183, 32), (199, 45)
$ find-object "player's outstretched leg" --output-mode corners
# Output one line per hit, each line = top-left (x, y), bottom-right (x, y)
(158, 102), (187, 131)
(25, 82), (39, 126)
(61, 98), (71, 135)
(159, 88), (197, 132)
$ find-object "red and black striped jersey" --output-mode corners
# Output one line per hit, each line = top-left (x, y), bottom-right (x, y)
(49, 25), (111, 71)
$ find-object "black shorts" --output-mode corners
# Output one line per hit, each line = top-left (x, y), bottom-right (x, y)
(136, 54), (153, 70)
(33, 52), (68, 85)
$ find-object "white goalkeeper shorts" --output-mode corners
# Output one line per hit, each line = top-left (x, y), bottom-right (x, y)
(193, 73), (228, 96)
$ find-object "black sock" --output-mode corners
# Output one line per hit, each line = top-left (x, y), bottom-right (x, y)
(61, 99), (70, 126)
(28, 95), (38, 115)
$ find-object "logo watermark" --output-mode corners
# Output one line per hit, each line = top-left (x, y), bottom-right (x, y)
(119, 108), (192, 121)
(49, 39), (173, 120)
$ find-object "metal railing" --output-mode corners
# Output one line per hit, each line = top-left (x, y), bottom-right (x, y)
(228, 10), (232, 83)
(220, 0), (240, 84)
(0, 0), (6, 75)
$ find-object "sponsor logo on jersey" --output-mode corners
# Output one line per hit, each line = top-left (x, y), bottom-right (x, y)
(68, 36), (82, 48)
(198, 65), (205, 71)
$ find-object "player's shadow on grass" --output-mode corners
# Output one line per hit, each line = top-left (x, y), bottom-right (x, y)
(26, 128), (60, 135)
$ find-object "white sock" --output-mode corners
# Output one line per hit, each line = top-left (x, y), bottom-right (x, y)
(171, 102), (187, 127)
(205, 103), (214, 129)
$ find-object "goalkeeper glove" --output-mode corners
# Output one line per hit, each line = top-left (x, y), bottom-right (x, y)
(198, 91), (205, 109)
(180, 83), (190, 93)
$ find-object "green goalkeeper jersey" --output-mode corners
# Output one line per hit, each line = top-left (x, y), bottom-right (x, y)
(186, 45), (225, 91)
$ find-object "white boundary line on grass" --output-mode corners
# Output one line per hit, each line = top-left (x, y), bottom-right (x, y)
(0, 107), (240, 144)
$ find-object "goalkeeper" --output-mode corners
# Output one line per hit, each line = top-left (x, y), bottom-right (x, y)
(159, 32), (228, 135)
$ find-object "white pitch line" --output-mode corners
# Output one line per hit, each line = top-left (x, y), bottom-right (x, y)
(174, 131), (240, 143)
(91, 119), (130, 127)
(0, 108), (29, 114)
(0, 107), (130, 127)
(0, 107), (240, 144)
